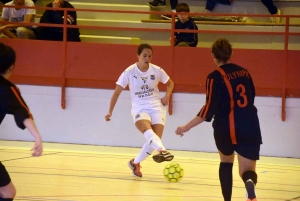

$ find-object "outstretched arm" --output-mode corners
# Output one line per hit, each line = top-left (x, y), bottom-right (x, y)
(175, 116), (206, 137)
(105, 85), (124, 121)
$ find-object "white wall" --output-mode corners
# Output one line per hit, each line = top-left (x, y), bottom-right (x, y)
(0, 85), (299, 158)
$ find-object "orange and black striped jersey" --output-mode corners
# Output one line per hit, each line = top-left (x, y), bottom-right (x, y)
(197, 63), (262, 145)
(0, 75), (33, 130)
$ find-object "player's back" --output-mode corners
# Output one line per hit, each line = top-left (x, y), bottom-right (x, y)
(214, 63), (262, 145)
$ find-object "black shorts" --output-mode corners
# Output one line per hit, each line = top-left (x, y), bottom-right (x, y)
(0, 162), (11, 187)
(216, 143), (260, 160)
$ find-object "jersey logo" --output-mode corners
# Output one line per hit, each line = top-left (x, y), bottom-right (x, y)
(133, 76), (137, 79)
(135, 114), (140, 119)
(150, 75), (155, 80)
(141, 85), (149, 90)
(140, 76), (148, 83)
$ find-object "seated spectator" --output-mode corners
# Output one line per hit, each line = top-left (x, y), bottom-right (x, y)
(0, 0), (36, 39)
(35, 0), (80, 42)
(171, 3), (198, 47)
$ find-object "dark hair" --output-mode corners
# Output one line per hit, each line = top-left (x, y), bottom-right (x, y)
(0, 43), (16, 74)
(211, 37), (232, 63)
(176, 3), (190, 13)
(137, 44), (153, 55)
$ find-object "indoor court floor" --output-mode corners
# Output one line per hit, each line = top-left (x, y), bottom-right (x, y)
(0, 140), (299, 201)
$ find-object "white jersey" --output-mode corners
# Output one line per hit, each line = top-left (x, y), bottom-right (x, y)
(116, 63), (170, 114)
(1, 0), (35, 23)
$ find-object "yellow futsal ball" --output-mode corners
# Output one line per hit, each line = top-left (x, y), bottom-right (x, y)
(163, 162), (184, 183)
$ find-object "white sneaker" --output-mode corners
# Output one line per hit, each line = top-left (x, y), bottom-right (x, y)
(270, 9), (281, 23)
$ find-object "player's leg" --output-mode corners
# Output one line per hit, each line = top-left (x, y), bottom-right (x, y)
(149, 110), (173, 163)
(0, 162), (16, 200)
(217, 145), (235, 201)
(151, 123), (174, 163)
(236, 144), (260, 201)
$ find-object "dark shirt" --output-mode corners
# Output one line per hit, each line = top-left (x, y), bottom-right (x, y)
(0, 75), (32, 129)
(36, 1), (80, 42)
(197, 63), (262, 145)
(175, 19), (198, 47)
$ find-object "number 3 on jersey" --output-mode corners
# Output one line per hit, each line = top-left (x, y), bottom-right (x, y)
(236, 84), (248, 108)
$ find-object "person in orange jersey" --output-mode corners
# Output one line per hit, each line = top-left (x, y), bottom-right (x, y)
(175, 37), (262, 201)
(0, 43), (43, 201)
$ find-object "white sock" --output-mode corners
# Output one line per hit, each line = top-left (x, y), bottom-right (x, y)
(134, 143), (154, 164)
(144, 129), (166, 151)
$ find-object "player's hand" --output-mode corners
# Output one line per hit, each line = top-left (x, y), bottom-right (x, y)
(175, 125), (190, 137)
(31, 138), (43, 156)
(105, 112), (112, 121)
(161, 96), (169, 106)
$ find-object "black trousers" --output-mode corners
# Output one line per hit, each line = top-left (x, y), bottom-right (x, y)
(261, 0), (278, 14)
(1, 0), (36, 3)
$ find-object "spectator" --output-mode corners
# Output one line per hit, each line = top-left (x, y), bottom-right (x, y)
(1, 0), (36, 3)
(261, 0), (281, 23)
(0, 0), (36, 39)
(147, 0), (178, 20)
(35, 0), (80, 42)
(171, 3), (198, 47)
(205, 0), (231, 13)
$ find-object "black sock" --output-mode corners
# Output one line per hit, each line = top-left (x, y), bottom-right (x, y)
(242, 170), (257, 185)
(0, 197), (13, 201)
(219, 162), (233, 201)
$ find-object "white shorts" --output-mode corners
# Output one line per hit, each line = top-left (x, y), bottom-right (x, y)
(132, 108), (166, 126)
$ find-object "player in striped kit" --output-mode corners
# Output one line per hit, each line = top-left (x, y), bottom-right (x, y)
(175, 37), (262, 201)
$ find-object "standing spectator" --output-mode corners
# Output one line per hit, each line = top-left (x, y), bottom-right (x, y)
(147, 0), (178, 20)
(175, 37), (262, 201)
(171, 3), (198, 47)
(261, 0), (281, 23)
(0, 0), (36, 39)
(0, 0), (36, 3)
(35, 0), (80, 42)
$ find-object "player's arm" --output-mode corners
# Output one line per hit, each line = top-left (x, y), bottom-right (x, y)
(7, 87), (43, 156)
(161, 78), (174, 106)
(197, 75), (221, 121)
(23, 118), (43, 156)
(175, 116), (206, 137)
(105, 84), (124, 121)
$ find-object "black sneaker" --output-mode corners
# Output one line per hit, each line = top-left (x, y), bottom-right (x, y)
(245, 179), (257, 201)
(153, 150), (174, 163)
(161, 14), (178, 20)
(147, 0), (166, 8)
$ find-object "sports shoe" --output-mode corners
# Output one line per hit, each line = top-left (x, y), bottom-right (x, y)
(161, 14), (178, 20)
(245, 179), (257, 201)
(270, 9), (281, 23)
(152, 150), (174, 163)
(147, 0), (166, 8)
(128, 159), (142, 177)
